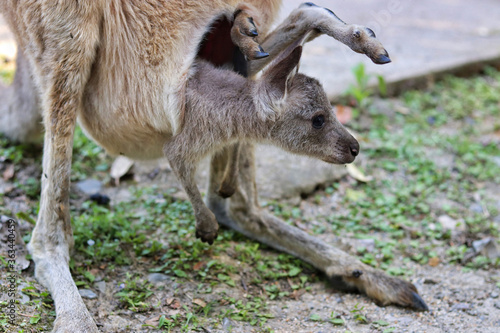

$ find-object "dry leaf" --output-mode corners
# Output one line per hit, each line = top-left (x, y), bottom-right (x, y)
(428, 257), (440, 267)
(193, 298), (207, 308)
(335, 105), (353, 124)
(3, 164), (14, 180)
(166, 309), (180, 317)
(346, 164), (373, 182)
(395, 105), (410, 115)
(145, 315), (162, 327)
(169, 299), (181, 309)
(193, 261), (205, 270)
(110, 156), (134, 185)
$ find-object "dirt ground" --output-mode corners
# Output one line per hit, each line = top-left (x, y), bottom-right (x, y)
(2, 169), (500, 333)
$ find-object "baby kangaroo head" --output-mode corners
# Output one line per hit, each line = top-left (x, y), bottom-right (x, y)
(257, 46), (359, 164)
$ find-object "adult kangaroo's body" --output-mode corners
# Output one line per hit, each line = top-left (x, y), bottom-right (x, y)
(0, 0), (427, 331)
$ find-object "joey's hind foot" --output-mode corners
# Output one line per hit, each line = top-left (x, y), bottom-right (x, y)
(231, 9), (269, 60)
(339, 269), (429, 311)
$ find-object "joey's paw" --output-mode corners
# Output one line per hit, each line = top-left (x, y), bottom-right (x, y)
(231, 10), (269, 60)
(195, 228), (219, 245)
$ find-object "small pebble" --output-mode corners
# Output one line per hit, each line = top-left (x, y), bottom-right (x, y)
(76, 179), (102, 195)
(79, 289), (98, 299)
(95, 281), (106, 294)
(451, 303), (470, 311)
(147, 273), (171, 285)
(490, 292), (499, 299)
(222, 317), (233, 332)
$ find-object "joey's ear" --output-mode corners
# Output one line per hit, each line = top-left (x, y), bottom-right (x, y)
(262, 46), (302, 99)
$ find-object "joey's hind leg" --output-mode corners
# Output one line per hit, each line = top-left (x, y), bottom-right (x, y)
(0, 50), (43, 143)
(216, 142), (240, 200)
(231, 4), (269, 60)
(207, 143), (428, 310)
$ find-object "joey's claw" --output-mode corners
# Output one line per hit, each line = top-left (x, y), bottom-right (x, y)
(372, 50), (391, 65)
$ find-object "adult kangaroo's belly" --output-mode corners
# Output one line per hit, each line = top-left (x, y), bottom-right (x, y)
(79, 47), (177, 160)
(76, 0), (247, 160)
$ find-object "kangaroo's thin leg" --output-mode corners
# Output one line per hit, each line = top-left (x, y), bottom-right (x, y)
(0, 49), (43, 143)
(208, 143), (428, 310)
(14, 2), (103, 331)
(248, 2), (391, 76)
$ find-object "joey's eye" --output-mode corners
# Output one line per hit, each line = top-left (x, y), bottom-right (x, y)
(312, 115), (325, 129)
(353, 30), (361, 38)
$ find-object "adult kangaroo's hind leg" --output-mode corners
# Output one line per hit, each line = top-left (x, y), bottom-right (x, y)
(0, 49), (43, 143)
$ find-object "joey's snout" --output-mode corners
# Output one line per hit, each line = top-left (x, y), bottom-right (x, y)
(338, 135), (359, 164)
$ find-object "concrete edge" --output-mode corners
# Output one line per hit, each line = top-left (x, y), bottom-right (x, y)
(329, 54), (500, 102)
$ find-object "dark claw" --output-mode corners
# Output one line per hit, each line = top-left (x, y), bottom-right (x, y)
(248, 29), (258, 37)
(253, 46), (269, 59)
(373, 53), (391, 65)
(411, 291), (429, 311)
(254, 51), (269, 59)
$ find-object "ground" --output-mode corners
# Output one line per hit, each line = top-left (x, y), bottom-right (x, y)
(1, 60), (500, 333)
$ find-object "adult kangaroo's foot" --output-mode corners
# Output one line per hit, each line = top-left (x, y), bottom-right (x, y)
(231, 4), (269, 60)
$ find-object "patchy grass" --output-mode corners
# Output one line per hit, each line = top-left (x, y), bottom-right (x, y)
(1, 62), (500, 332)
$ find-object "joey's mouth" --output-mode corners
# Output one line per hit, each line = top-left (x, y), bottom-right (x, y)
(321, 155), (356, 165)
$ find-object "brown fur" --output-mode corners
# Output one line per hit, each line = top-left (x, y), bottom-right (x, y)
(0, 1), (425, 331)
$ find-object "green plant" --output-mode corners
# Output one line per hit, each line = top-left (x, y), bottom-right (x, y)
(345, 63), (386, 109)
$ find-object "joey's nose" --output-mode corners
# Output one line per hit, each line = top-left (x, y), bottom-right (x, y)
(350, 141), (359, 157)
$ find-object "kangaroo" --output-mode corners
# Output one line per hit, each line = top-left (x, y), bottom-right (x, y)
(0, 1), (427, 331)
